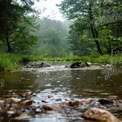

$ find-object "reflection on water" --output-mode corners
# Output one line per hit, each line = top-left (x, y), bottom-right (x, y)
(5, 68), (121, 98)
(0, 66), (122, 122)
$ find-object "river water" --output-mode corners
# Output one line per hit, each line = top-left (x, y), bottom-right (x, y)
(0, 65), (122, 122)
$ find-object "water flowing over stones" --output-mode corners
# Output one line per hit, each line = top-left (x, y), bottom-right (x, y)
(0, 63), (122, 122)
(25, 61), (51, 68)
(0, 89), (122, 122)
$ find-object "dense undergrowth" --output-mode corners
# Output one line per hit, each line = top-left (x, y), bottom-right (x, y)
(0, 52), (122, 71)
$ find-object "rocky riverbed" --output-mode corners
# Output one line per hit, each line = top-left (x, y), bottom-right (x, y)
(0, 88), (122, 122)
(0, 63), (122, 122)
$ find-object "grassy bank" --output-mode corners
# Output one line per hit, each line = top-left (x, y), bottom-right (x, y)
(0, 53), (122, 71)
(46, 55), (122, 65)
(0, 53), (20, 71)
(0, 53), (45, 71)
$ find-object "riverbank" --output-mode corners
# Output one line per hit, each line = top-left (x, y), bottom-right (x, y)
(0, 53), (44, 72)
(0, 52), (122, 71)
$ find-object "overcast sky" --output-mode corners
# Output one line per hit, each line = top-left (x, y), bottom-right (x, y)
(33, 0), (65, 21)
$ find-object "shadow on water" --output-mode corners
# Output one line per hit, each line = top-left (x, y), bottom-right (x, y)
(0, 66), (122, 122)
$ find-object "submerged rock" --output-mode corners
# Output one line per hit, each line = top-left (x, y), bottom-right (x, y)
(13, 113), (32, 120)
(5, 98), (21, 103)
(42, 105), (60, 111)
(68, 100), (79, 106)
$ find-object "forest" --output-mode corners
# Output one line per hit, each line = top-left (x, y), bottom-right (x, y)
(0, 0), (122, 55)
(58, 0), (122, 56)
(0, 0), (70, 56)
(0, 0), (122, 70)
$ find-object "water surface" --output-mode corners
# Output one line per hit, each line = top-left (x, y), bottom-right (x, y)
(0, 65), (122, 122)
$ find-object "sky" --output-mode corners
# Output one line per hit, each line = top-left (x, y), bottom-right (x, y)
(33, 0), (65, 21)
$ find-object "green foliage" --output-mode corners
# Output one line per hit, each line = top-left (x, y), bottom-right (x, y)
(59, 0), (122, 55)
(111, 55), (122, 66)
(0, 52), (44, 71)
(44, 55), (122, 66)
(0, 51), (121, 72)
(0, 0), (38, 52)
(12, 16), (39, 52)
(30, 18), (70, 57)
(68, 20), (95, 56)
(98, 26), (122, 54)
(0, 53), (21, 71)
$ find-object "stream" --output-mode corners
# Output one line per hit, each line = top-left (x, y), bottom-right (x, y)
(0, 64), (122, 122)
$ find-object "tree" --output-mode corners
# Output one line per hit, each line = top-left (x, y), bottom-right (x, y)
(30, 18), (70, 57)
(67, 19), (96, 56)
(10, 16), (39, 52)
(0, 0), (38, 52)
(58, 0), (104, 55)
(58, 0), (122, 55)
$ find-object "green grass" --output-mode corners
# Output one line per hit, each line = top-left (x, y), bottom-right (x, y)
(0, 52), (121, 71)
(0, 53), (20, 71)
(110, 55), (122, 66)
(44, 54), (122, 65)
(0, 52), (46, 71)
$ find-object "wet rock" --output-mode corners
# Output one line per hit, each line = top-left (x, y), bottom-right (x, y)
(55, 98), (62, 101)
(5, 98), (21, 103)
(18, 100), (34, 106)
(106, 64), (112, 68)
(70, 62), (89, 68)
(113, 100), (122, 107)
(86, 62), (92, 66)
(98, 99), (114, 105)
(1, 88), (122, 122)
(0, 100), (5, 108)
(60, 103), (70, 109)
(98, 99), (122, 108)
(19, 90), (33, 98)
(41, 100), (48, 103)
(83, 108), (122, 122)
(13, 113), (32, 120)
(8, 107), (15, 111)
(25, 61), (51, 68)
(80, 100), (91, 106)
(68, 100), (79, 106)
(48, 95), (52, 98)
(42, 105), (60, 111)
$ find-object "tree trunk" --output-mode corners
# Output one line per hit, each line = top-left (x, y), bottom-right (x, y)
(88, 3), (103, 55)
(6, 34), (12, 52)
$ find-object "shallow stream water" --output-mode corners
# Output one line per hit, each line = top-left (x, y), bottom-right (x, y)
(0, 65), (122, 122)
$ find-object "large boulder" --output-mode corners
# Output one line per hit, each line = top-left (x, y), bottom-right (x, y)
(70, 62), (90, 68)
(83, 108), (122, 122)
(25, 61), (51, 68)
